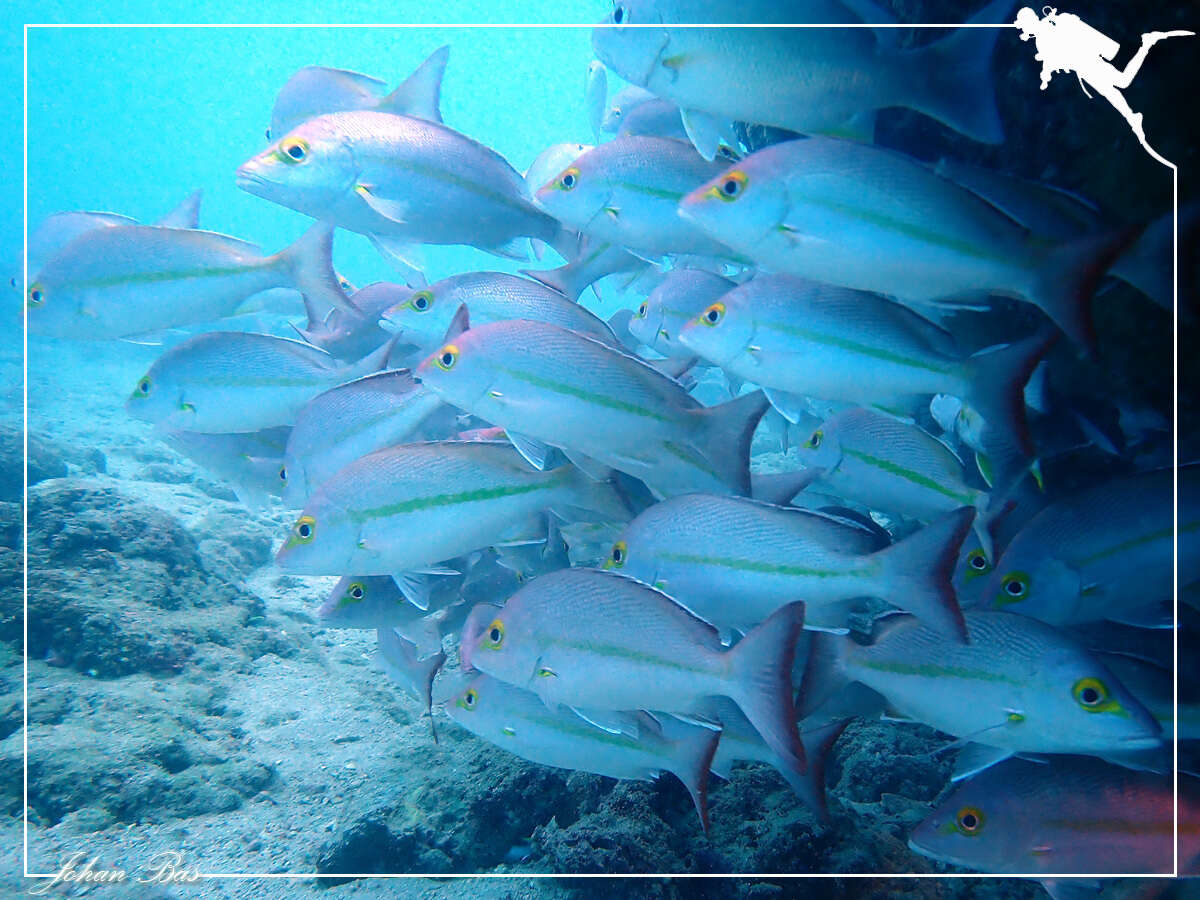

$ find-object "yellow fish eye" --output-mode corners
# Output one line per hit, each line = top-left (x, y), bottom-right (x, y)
(555, 166), (580, 191)
(606, 540), (627, 569)
(804, 429), (823, 450)
(700, 302), (725, 327)
(706, 170), (747, 202)
(955, 806), (985, 835)
(434, 344), (459, 371)
(457, 688), (479, 710)
(965, 549), (992, 579)
(637, 302), (647, 318)
(483, 619), (505, 650)
(27, 283), (45, 307)
(348, 582), (365, 601)
(1073, 677), (1118, 712)
(131, 377), (152, 399)
(287, 514), (316, 547)
(997, 571), (1030, 603)
(278, 137), (309, 164)
(278, 466), (287, 483)
(409, 290), (434, 312)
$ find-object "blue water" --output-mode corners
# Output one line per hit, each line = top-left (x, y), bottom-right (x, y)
(23, 7), (607, 290)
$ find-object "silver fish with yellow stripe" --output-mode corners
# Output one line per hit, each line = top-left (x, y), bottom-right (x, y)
(414, 317), (769, 499)
(606, 492), (973, 640)
(275, 440), (630, 580)
(794, 407), (994, 556)
(980, 466), (1200, 628)
(125, 332), (392, 433)
(28, 223), (349, 340)
(798, 611), (1162, 757)
(678, 138), (1128, 348)
(446, 673), (720, 831)
(459, 567), (808, 778)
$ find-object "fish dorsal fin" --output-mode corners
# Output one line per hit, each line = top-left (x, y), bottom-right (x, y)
(157, 189), (202, 229)
(442, 303), (470, 344)
(376, 45), (449, 124)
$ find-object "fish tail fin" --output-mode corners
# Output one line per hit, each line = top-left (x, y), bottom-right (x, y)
(906, 0), (1012, 144)
(522, 263), (585, 301)
(963, 327), (1058, 479)
(726, 601), (807, 775)
(874, 507), (975, 643)
(695, 389), (770, 495)
(277, 222), (362, 316)
(1032, 229), (1135, 349)
(781, 718), (851, 825)
(666, 723), (722, 834)
(375, 45), (449, 123)
(795, 631), (848, 720)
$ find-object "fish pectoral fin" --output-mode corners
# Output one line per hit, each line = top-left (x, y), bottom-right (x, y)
(950, 743), (1014, 782)
(392, 569), (459, 611)
(507, 431), (558, 471)
(680, 108), (736, 162)
(665, 711), (723, 732)
(367, 235), (426, 287)
(560, 448), (614, 482)
(355, 184), (409, 224)
(569, 706), (639, 737)
(762, 387), (809, 425)
(484, 236), (532, 262)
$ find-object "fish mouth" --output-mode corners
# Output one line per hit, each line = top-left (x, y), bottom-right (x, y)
(906, 836), (965, 869)
(235, 165), (273, 192)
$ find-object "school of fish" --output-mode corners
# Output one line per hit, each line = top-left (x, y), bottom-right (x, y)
(26, 1), (1194, 881)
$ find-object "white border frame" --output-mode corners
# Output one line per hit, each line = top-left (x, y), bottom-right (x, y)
(18, 14), (1180, 888)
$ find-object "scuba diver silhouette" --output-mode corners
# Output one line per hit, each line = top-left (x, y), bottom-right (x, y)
(1014, 7), (1193, 163)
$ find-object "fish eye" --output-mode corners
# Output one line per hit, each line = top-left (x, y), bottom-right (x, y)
(1073, 677), (1115, 711)
(279, 137), (309, 164)
(557, 166), (580, 191)
(27, 284), (45, 307)
(409, 290), (433, 312)
(700, 302), (725, 327)
(278, 466), (287, 482)
(289, 514), (316, 545)
(612, 4), (626, 24)
(965, 549), (992, 579)
(637, 302), (647, 318)
(484, 619), (505, 650)
(457, 688), (479, 710)
(707, 170), (747, 202)
(434, 343), (459, 371)
(136, 377), (152, 396)
(805, 429), (823, 450)
(609, 540), (627, 569)
(955, 806), (984, 835)
(348, 582), (365, 601)
(998, 572), (1029, 602)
